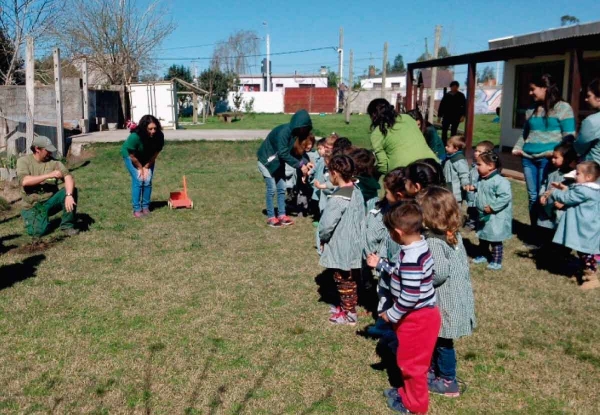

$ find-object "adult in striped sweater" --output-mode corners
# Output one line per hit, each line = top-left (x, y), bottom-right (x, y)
(512, 74), (576, 241)
(367, 202), (441, 415)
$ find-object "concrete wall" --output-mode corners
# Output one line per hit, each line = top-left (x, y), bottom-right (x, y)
(239, 75), (328, 92)
(347, 89), (401, 114)
(227, 91), (284, 113)
(360, 75), (407, 90)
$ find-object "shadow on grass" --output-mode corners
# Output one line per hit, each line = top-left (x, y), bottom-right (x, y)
(143, 342), (166, 415)
(185, 347), (217, 414)
(0, 254), (45, 290)
(314, 269), (339, 307)
(0, 211), (20, 225)
(231, 351), (282, 415)
(0, 233), (19, 254)
(371, 337), (403, 389)
(68, 160), (91, 172)
(150, 201), (168, 211)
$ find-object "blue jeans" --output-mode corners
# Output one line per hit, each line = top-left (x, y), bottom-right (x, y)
(258, 161), (286, 219)
(522, 157), (550, 226)
(124, 157), (154, 212)
(433, 338), (456, 381)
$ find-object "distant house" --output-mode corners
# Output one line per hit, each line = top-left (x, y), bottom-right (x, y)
(360, 72), (407, 91)
(237, 73), (328, 92)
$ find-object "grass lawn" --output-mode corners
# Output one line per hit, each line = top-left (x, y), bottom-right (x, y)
(1, 141), (599, 414)
(180, 114), (501, 148)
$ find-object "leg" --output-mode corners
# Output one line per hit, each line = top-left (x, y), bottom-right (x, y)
(435, 338), (456, 381)
(124, 157), (143, 213)
(491, 242), (504, 265)
(450, 119), (459, 137)
(141, 165), (154, 211)
(44, 188), (78, 230)
(275, 175), (288, 217)
(258, 162), (276, 219)
(474, 240), (490, 263)
(333, 270), (358, 314)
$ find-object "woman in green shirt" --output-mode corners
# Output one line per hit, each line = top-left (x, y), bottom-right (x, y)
(121, 115), (165, 218)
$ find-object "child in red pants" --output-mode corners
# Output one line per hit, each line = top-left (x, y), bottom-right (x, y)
(367, 202), (441, 414)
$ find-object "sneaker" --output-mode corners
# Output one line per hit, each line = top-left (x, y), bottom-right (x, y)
(267, 218), (281, 228)
(328, 305), (341, 314)
(61, 228), (80, 237)
(472, 256), (488, 264)
(141, 208), (151, 216)
(383, 388), (399, 400)
(487, 262), (502, 271)
(133, 211), (144, 219)
(277, 215), (294, 226)
(387, 396), (412, 413)
(428, 377), (460, 398)
(329, 310), (357, 326)
(427, 367), (436, 383)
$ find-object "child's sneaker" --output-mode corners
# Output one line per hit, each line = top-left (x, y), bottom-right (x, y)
(267, 218), (281, 227)
(386, 396), (412, 413)
(487, 262), (502, 271)
(428, 377), (460, 398)
(329, 310), (357, 326)
(133, 211), (144, 219)
(427, 367), (436, 383)
(277, 215), (294, 226)
(328, 305), (341, 314)
(472, 256), (488, 264)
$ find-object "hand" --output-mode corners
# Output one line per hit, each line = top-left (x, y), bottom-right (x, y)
(300, 165), (310, 175)
(483, 205), (493, 214)
(379, 312), (390, 323)
(65, 194), (76, 213)
(551, 182), (567, 191)
(49, 170), (64, 180)
(540, 195), (547, 206)
(512, 150), (523, 156)
(320, 243), (324, 252)
(307, 162), (315, 171)
(554, 201), (565, 210)
(136, 168), (143, 179)
(314, 180), (327, 190)
(142, 167), (151, 181)
(366, 253), (380, 268)
(464, 185), (475, 192)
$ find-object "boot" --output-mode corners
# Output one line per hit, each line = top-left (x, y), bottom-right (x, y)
(580, 270), (600, 290)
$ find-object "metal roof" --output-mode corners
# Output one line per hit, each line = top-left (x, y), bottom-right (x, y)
(489, 21), (600, 50)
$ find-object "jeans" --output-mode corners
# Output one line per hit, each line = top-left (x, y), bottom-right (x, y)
(441, 118), (460, 145)
(433, 338), (456, 381)
(522, 156), (550, 226)
(124, 157), (154, 212)
(258, 161), (286, 219)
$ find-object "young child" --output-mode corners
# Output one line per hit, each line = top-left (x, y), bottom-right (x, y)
(537, 142), (577, 232)
(332, 136), (352, 155)
(443, 135), (470, 203)
(318, 154), (365, 325)
(407, 109), (446, 161)
(545, 161), (600, 290)
(465, 141), (495, 230)
(313, 135), (338, 216)
(403, 158), (446, 197)
(416, 186), (476, 398)
(347, 147), (380, 211)
(294, 135), (317, 216)
(472, 151), (513, 271)
(366, 203), (441, 415)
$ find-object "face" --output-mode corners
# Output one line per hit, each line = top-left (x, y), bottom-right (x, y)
(575, 166), (594, 184)
(304, 141), (314, 152)
(416, 119), (422, 129)
(445, 142), (458, 155)
(404, 179), (420, 197)
(585, 89), (600, 110)
(551, 151), (565, 168)
(293, 138), (309, 155)
(529, 84), (547, 102)
(147, 122), (157, 137)
(390, 228), (404, 245)
(329, 170), (341, 186)
(317, 145), (326, 157)
(384, 185), (401, 204)
(473, 146), (486, 160)
(450, 85), (459, 93)
(476, 158), (495, 177)
(35, 147), (51, 161)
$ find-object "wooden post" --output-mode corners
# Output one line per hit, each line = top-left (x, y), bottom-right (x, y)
(569, 49), (583, 125)
(26, 37), (35, 152)
(428, 25), (441, 123)
(381, 42), (388, 99)
(345, 49), (353, 124)
(53, 48), (64, 156)
(405, 68), (414, 111)
(192, 92), (198, 124)
(465, 61), (477, 152)
(81, 58), (89, 133)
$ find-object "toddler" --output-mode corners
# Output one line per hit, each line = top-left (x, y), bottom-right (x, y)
(403, 158), (446, 197)
(465, 141), (495, 230)
(443, 135), (470, 203)
(347, 147), (380, 211)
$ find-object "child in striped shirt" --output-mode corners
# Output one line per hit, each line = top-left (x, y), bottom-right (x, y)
(367, 202), (441, 415)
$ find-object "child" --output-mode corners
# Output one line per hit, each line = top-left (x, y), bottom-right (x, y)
(406, 109), (446, 161)
(366, 203), (441, 415)
(537, 142), (577, 231)
(472, 151), (513, 271)
(545, 161), (600, 290)
(294, 135), (317, 216)
(416, 186), (476, 398)
(313, 135), (338, 214)
(465, 141), (495, 230)
(403, 158), (446, 197)
(332, 136), (352, 155)
(347, 147), (380, 211)
(443, 135), (470, 203)
(319, 154), (366, 325)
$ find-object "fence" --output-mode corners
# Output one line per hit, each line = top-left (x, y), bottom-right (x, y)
(226, 91), (284, 113)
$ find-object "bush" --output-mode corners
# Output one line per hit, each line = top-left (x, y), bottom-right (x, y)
(0, 196), (9, 211)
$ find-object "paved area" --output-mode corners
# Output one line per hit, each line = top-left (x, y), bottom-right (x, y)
(71, 129), (271, 144)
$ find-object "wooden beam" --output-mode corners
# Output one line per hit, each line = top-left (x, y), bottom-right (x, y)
(569, 48), (583, 125)
(192, 92), (198, 124)
(405, 69), (414, 111)
(25, 37), (34, 152)
(81, 59), (89, 133)
(53, 48), (64, 156)
(465, 61), (477, 153)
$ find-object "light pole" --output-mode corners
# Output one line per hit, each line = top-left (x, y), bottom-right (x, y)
(263, 21), (270, 92)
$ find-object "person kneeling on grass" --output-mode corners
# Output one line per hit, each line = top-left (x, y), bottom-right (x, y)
(16, 136), (78, 237)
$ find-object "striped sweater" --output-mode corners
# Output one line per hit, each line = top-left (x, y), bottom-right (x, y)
(513, 101), (575, 158)
(376, 237), (437, 323)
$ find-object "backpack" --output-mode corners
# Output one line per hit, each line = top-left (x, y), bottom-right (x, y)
(21, 203), (49, 237)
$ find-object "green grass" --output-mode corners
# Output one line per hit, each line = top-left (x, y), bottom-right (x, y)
(180, 113), (501, 148)
(0, 141), (599, 414)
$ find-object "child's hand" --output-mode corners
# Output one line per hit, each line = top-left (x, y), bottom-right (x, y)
(551, 182), (567, 191)
(554, 201), (565, 210)
(379, 312), (390, 323)
(483, 205), (493, 214)
(314, 180), (327, 190)
(301, 176), (307, 184)
(540, 195), (547, 206)
(366, 253), (380, 268)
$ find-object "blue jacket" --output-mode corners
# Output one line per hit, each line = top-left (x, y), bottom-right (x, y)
(466, 163), (479, 207)
(475, 171), (513, 242)
(537, 168), (570, 229)
(574, 112), (600, 165)
(443, 152), (470, 202)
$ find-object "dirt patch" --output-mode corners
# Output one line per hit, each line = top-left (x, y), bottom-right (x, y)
(10, 236), (64, 255)
(67, 147), (95, 168)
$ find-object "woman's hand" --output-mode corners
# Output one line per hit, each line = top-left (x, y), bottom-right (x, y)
(512, 149), (523, 156)
(366, 253), (380, 268)
(142, 167), (151, 180)
(300, 165), (310, 175)
(136, 168), (143, 179)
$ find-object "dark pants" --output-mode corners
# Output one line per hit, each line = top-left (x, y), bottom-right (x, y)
(23, 188), (77, 236)
(480, 240), (503, 264)
(432, 338), (456, 381)
(442, 118), (460, 145)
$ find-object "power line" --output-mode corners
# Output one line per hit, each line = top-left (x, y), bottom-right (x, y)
(156, 46), (338, 61)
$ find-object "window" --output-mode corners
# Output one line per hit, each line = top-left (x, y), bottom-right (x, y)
(391, 82), (401, 90)
(373, 82), (382, 89)
(243, 84), (261, 92)
(276, 83), (284, 88)
(513, 61), (565, 129)
(299, 84), (315, 88)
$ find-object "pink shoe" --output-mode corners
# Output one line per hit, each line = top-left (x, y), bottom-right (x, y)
(277, 215), (294, 226)
(141, 208), (150, 216)
(133, 211), (144, 219)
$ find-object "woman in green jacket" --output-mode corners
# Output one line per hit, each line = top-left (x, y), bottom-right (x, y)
(367, 99), (438, 176)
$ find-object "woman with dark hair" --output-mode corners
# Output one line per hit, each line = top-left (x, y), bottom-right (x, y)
(121, 114), (165, 218)
(367, 99), (438, 176)
(512, 74), (576, 231)
(574, 79), (600, 165)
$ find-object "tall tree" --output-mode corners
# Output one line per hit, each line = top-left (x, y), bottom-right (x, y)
(0, 0), (62, 84)
(164, 64), (193, 113)
(34, 54), (79, 85)
(391, 54), (405, 73)
(561, 15), (580, 26)
(52, 0), (175, 85)
(417, 46), (452, 70)
(198, 68), (238, 116)
(477, 66), (496, 84)
(327, 70), (338, 88)
(211, 30), (259, 75)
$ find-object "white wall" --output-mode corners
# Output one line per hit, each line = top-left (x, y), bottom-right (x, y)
(360, 75), (407, 91)
(227, 91), (284, 113)
(239, 75), (328, 92)
(129, 82), (178, 129)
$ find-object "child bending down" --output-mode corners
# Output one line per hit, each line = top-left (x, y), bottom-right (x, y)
(366, 202), (441, 414)
(544, 161), (600, 290)
(319, 155), (365, 325)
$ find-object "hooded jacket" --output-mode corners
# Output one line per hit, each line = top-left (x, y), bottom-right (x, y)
(257, 110), (313, 175)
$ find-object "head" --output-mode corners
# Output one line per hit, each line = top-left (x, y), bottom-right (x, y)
(367, 98), (397, 137)
(586, 79), (600, 110)
(450, 81), (460, 93)
(292, 132), (315, 156)
(529, 74), (562, 114)
(347, 147), (377, 179)
(303, 134), (316, 152)
(476, 151), (501, 177)
(316, 139), (327, 157)
(406, 109), (424, 129)
(551, 142), (578, 170)
(30, 136), (57, 162)
(332, 137), (352, 155)
(383, 167), (407, 204)
(404, 158), (445, 196)
(473, 140), (495, 160)
(446, 135), (466, 155)
(575, 161), (600, 184)
(135, 114), (162, 139)
(328, 154), (355, 186)
(416, 186), (462, 246)
(383, 201), (423, 245)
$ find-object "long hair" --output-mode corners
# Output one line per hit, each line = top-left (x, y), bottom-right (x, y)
(416, 186), (462, 246)
(135, 115), (163, 140)
(588, 78), (600, 99)
(531, 74), (563, 121)
(404, 158), (445, 189)
(367, 98), (397, 137)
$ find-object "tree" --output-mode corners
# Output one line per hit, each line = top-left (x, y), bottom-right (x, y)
(211, 30), (259, 74)
(52, 0), (175, 85)
(164, 64), (193, 114)
(417, 46), (452, 70)
(327, 70), (338, 87)
(561, 15), (580, 26)
(391, 54), (405, 73)
(34, 54), (79, 85)
(198, 68), (238, 116)
(477, 66), (496, 84)
(0, 0), (62, 84)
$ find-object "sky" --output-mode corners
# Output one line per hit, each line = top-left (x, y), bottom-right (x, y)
(154, 0), (600, 83)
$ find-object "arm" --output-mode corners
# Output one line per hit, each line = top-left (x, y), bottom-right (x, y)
(574, 116), (600, 156)
(548, 186), (588, 207)
(21, 170), (62, 187)
(370, 131), (389, 175)
(429, 239), (451, 287)
(437, 96), (446, 120)
(455, 160), (470, 188)
(513, 109), (533, 154)
(318, 198), (347, 243)
(487, 179), (512, 213)
(64, 174), (76, 212)
(144, 151), (160, 169)
(459, 93), (467, 118)
(275, 134), (302, 170)
(558, 103), (576, 138)
(385, 263), (425, 324)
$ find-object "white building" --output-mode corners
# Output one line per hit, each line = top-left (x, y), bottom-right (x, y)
(360, 73), (407, 91)
(238, 73), (328, 92)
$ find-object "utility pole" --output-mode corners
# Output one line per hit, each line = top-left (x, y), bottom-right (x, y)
(338, 27), (344, 113)
(25, 36), (34, 151)
(266, 33), (271, 92)
(81, 59), (89, 133)
(382, 42), (388, 98)
(428, 25), (441, 123)
(345, 49), (353, 124)
(53, 48), (64, 157)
